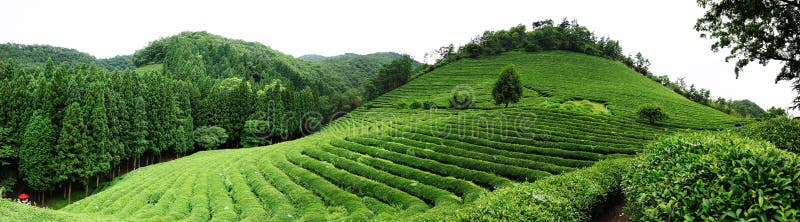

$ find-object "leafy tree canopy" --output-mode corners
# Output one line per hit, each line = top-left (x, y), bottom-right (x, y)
(696, 0), (800, 109)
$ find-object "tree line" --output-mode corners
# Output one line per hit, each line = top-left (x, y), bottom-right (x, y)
(0, 55), (362, 203)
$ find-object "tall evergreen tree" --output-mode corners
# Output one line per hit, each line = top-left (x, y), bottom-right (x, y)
(57, 102), (91, 204)
(19, 111), (59, 197)
(87, 82), (112, 190)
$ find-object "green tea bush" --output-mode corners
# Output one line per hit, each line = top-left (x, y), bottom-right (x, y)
(239, 163), (295, 220)
(410, 100), (422, 109)
(272, 153), (373, 220)
(286, 151), (428, 213)
(330, 139), (511, 188)
(352, 137), (551, 182)
(303, 147), (460, 205)
(415, 158), (631, 221)
(380, 135), (573, 174)
(734, 117), (800, 154)
(423, 101), (437, 109)
(401, 123), (602, 161)
(320, 144), (485, 202)
(257, 157), (326, 221)
(624, 132), (800, 221)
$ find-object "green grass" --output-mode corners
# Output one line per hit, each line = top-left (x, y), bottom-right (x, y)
(134, 63), (163, 73)
(0, 51), (741, 221)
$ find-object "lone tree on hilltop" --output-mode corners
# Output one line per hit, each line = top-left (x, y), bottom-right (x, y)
(493, 64), (523, 108)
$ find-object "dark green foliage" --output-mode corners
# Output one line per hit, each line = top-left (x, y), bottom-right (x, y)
(364, 55), (414, 100)
(492, 64), (522, 108)
(696, 0), (800, 109)
(194, 126), (228, 150)
(735, 117), (800, 153)
(423, 101), (436, 109)
(624, 132), (800, 221)
(416, 158), (630, 221)
(57, 103), (91, 184)
(637, 103), (669, 124)
(241, 120), (271, 148)
(0, 44), (133, 72)
(729, 99), (765, 118)
(763, 106), (788, 119)
(87, 83), (112, 182)
(304, 52), (422, 88)
(18, 111), (59, 191)
(0, 128), (14, 193)
(409, 101), (422, 109)
(450, 90), (473, 109)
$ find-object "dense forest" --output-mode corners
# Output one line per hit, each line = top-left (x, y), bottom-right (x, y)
(0, 44), (134, 72)
(427, 19), (781, 118)
(0, 31), (415, 202)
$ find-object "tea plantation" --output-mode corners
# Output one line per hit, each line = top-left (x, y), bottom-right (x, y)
(1, 51), (747, 221)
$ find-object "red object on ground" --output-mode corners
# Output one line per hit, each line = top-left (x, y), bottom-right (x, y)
(18, 193), (29, 199)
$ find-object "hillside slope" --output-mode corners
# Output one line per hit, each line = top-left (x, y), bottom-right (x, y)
(2, 51), (740, 221)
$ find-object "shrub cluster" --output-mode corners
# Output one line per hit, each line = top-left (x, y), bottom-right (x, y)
(303, 147), (460, 205)
(351, 137), (551, 182)
(320, 144), (485, 202)
(329, 139), (511, 188)
(623, 132), (800, 221)
(734, 117), (800, 154)
(415, 158), (630, 221)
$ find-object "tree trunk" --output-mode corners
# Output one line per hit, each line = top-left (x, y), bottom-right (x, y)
(67, 182), (72, 204)
(133, 158), (137, 170)
(85, 183), (89, 198)
(505, 102), (509, 108)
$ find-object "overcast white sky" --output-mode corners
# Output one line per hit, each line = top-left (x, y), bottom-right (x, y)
(1, 0), (797, 116)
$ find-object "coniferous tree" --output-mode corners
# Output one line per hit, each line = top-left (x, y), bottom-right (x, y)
(87, 82), (112, 190)
(19, 111), (59, 196)
(56, 102), (91, 204)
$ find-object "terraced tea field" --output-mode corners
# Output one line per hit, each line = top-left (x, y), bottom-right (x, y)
(2, 51), (742, 221)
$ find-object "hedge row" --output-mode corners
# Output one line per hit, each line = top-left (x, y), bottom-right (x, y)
(734, 117), (800, 154)
(303, 146), (461, 206)
(320, 144), (485, 202)
(143, 168), (197, 220)
(112, 165), (189, 217)
(185, 168), (211, 221)
(329, 139), (511, 188)
(226, 166), (269, 221)
(163, 170), (196, 220)
(493, 113), (653, 142)
(509, 109), (660, 138)
(465, 114), (648, 146)
(132, 164), (194, 219)
(208, 168), (239, 222)
(389, 129), (593, 168)
(239, 161), (296, 221)
(377, 134), (574, 174)
(394, 123), (602, 161)
(415, 157), (631, 221)
(435, 121), (638, 154)
(129, 166), (195, 220)
(349, 136), (552, 182)
(286, 151), (430, 213)
(271, 152), (373, 220)
(259, 155), (327, 221)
